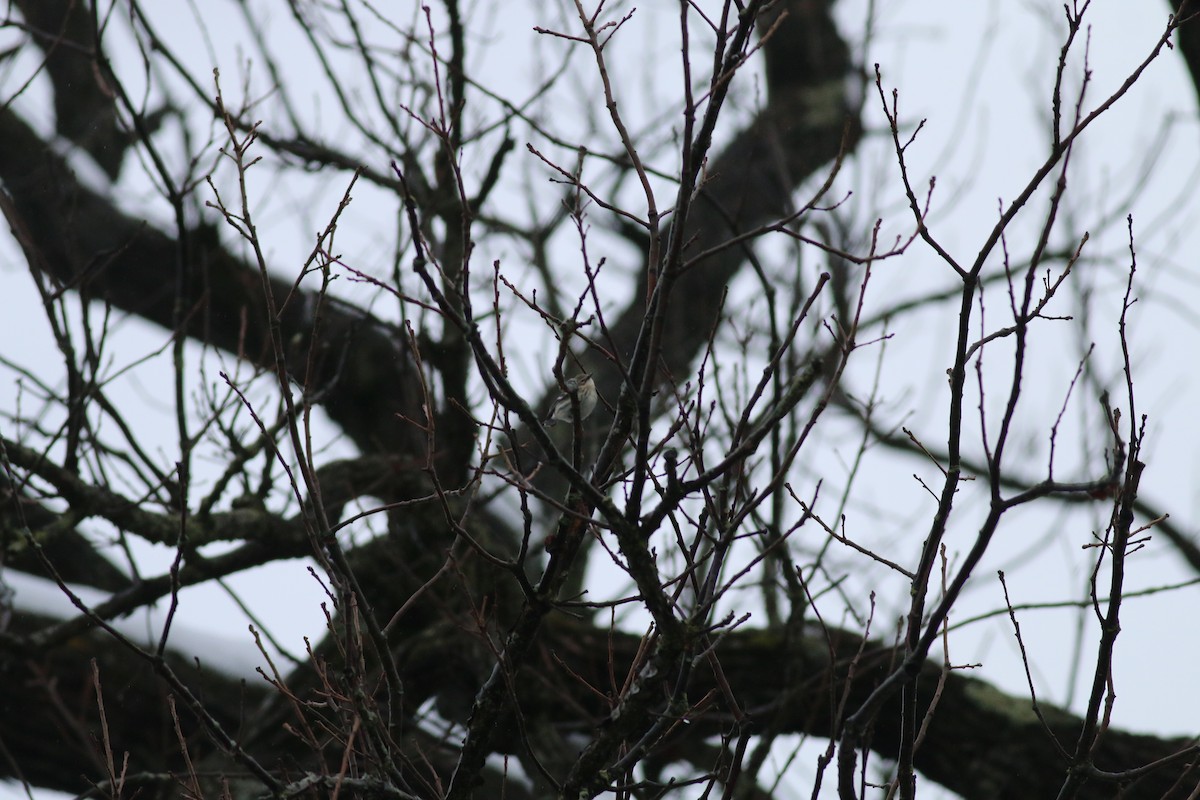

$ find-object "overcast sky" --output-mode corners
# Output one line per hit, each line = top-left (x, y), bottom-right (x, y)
(3, 2), (1200, 797)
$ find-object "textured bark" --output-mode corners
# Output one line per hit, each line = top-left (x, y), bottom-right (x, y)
(4, 613), (1196, 799)
(0, 109), (427, 462)
(12, 0), (130, 178)
(1, 1), (1198, 799)
(1172, 1), (1200, 107)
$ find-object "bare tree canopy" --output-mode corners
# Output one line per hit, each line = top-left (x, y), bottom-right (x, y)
(1, 1), (1200, 799)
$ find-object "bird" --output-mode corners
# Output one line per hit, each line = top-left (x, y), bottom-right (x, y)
(544, 373), (597, 427)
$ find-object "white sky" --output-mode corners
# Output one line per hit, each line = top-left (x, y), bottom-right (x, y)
(2, 1), (1200, 798)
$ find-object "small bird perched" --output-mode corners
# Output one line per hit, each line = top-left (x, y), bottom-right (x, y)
(545, 373), (597, 427)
